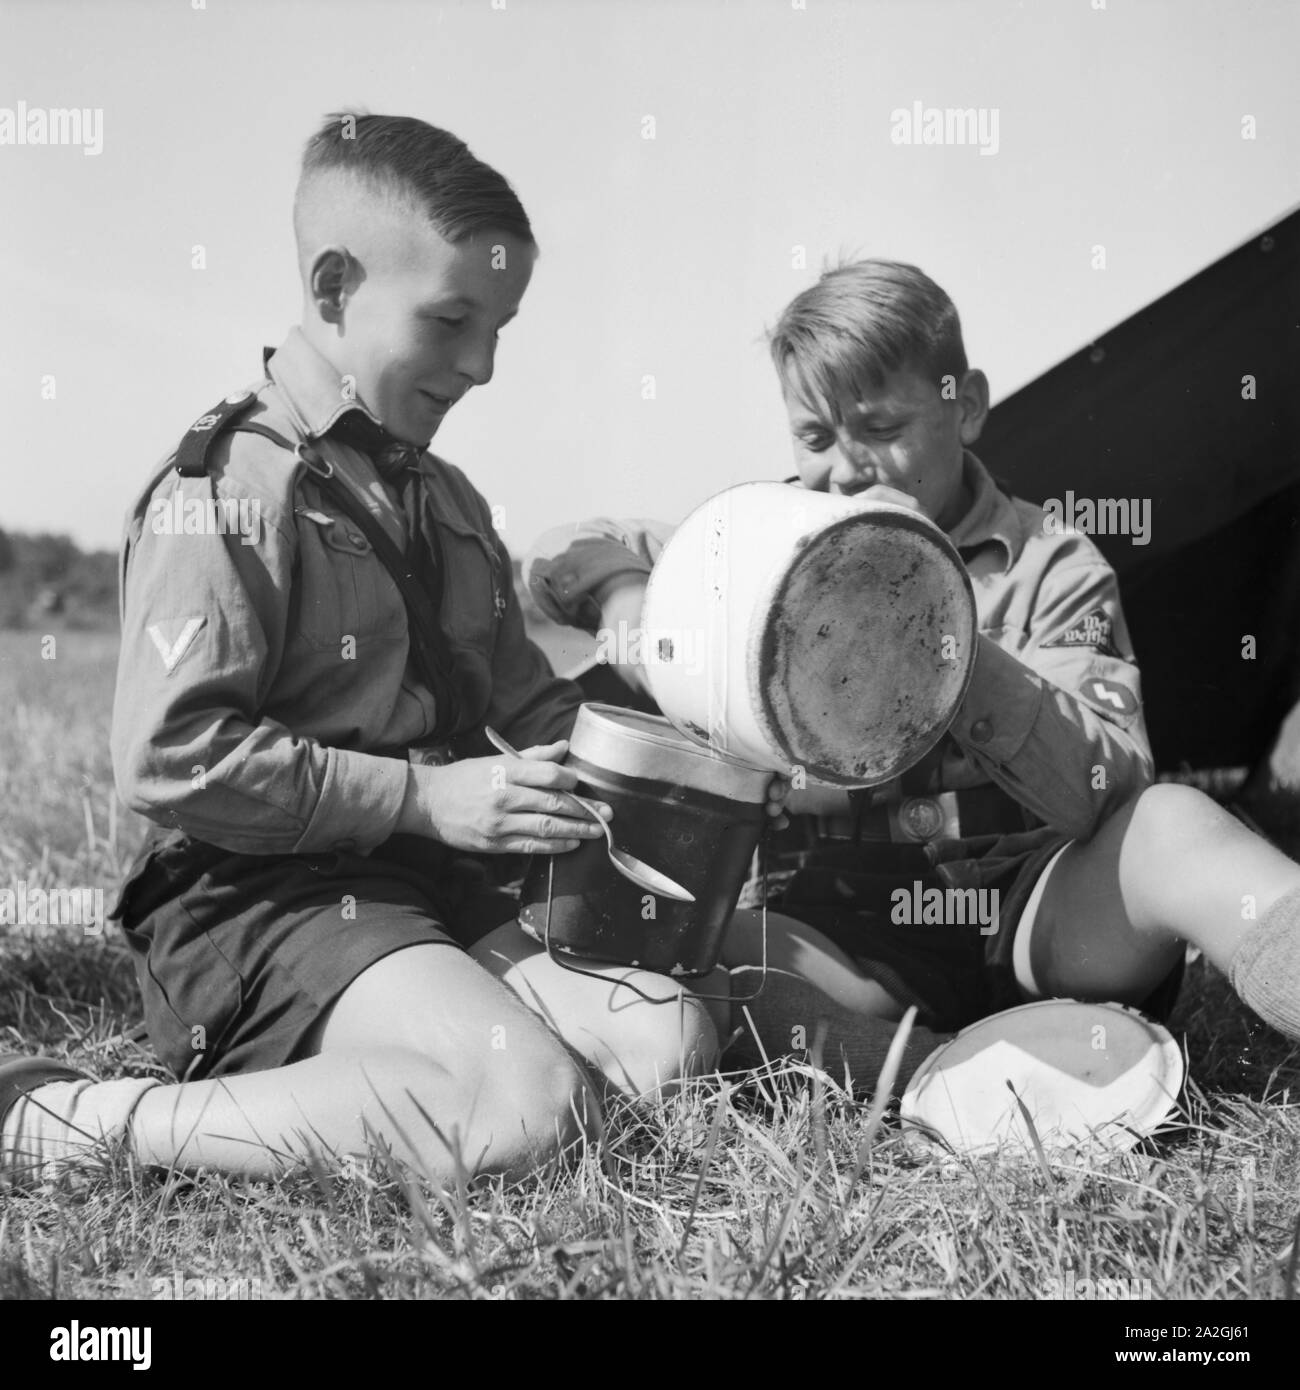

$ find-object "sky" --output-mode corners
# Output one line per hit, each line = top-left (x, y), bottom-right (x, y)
(2, 0), (1297, 556)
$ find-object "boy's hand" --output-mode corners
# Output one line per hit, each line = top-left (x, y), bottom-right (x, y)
(765, 774), (791, 831)
(783, 781), (854, 817)
(397, 739), (612, 854)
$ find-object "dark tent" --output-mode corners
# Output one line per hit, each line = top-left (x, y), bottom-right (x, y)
(978, 206), (1300, 780)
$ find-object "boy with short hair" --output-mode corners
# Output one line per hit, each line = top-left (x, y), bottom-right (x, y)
(527, 259), (1300, 1070)
(0, 113), (753, 1188)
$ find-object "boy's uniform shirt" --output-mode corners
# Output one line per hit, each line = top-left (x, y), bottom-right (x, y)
(525, 452), (1152, 842)
(111, 327), (582, 858)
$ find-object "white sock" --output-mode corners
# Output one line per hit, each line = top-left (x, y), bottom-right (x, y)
(1230, 884), (1300, 1040)
(1, 1076), (161, 1184)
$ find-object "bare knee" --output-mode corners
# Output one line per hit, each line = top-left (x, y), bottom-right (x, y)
(603, 974), (722, 1099)
(500, 962), (723, 1101)
(545, 968), (722, 1101)
(1124, 783), (1230, 861)
(473, 925), (721, 1100)
(349, 1043), (599, 1180)
(479, 1038), (601, 1157)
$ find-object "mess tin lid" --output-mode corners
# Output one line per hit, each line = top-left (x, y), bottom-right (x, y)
(568, 702), (773, 803)
(899, 999), (1185, 1156)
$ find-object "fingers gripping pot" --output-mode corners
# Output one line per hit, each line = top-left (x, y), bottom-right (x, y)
(640, 482), (977, 786)
(518, 704), (773, 977)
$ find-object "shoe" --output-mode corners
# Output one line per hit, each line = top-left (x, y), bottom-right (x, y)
(0, 1054), (88, 1128)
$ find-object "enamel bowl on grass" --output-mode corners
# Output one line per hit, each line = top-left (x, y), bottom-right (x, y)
(900, 999), (1185, 1157)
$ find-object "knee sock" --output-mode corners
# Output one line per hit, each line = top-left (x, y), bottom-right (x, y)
(1, 1076), (161, 1185)
(1229, 885), (1300, 1041)
(725, 966), (950, 1092)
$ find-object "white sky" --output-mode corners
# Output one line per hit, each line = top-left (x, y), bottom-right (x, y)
(2, 0), (1297, 554)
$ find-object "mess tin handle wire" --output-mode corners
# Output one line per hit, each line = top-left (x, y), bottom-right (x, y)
(538, 835), (769, 1007)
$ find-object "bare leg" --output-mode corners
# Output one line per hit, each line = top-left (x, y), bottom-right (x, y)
(717, 909), (949, 1086)
(1032, 783), (1300, 1000)
(470, 921), (724, 1099)
(720, 909), (904, 1019)
(126, 943), (599, 1182)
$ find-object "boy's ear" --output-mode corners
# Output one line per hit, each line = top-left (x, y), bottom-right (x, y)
(308, 246), (356, 325)
(957, 368), (990, 445)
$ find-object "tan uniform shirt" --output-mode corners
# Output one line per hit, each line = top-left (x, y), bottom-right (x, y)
(525, 452), (1153, 839)
(111, 328), (581, 857)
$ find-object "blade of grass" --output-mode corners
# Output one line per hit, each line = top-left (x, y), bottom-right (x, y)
(847, 1005), (917, 1191)
(677, 1080), (730, 1258)
(1005, 1079), (1055, 1188)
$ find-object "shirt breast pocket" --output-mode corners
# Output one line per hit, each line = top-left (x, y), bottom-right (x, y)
(436, 516), (506, 651)
(293, 507), (407, 652)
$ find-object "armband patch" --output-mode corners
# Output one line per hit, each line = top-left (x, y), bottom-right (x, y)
(1082, 677), (1138, 716)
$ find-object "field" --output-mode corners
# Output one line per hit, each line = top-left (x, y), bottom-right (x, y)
(1, 628), (1298, 1302)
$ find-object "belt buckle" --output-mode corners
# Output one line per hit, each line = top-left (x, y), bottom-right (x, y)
(889, 792), (961, 844)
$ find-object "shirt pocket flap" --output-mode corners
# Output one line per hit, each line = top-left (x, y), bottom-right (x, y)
(434, 513), (502, 577)
(295, 506), (373, 556)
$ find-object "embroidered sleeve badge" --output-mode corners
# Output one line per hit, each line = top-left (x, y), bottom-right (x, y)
(1083, 677), (1139, 716)
(1042, 607), (1121, 656)
(147, 616), (205, 674)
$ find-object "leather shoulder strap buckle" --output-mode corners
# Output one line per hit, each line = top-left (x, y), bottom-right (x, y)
(294, 441), (334, 480)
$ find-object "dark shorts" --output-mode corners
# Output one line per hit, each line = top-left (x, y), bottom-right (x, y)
(108, 831), (519, 1081)
(751, 825), (1183, 1034)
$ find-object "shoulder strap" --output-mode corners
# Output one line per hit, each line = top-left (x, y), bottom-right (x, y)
(228, 421), (464, 738)
(173, 390), (260, 477)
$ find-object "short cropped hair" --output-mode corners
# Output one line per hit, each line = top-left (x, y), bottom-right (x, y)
(768, 261), (967, 420)
(296, 111), (535, 245)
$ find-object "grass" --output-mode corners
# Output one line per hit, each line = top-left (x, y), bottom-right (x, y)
(1, 629), (1298, 1302)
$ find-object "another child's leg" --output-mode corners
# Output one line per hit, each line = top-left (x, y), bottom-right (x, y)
(719, 909), (904, 1018)
(1029, 783), (1300, 1036)
(3, 944), (598, 1186)
(716, 909), (951, 1083)
(469, 922), (725, 1099)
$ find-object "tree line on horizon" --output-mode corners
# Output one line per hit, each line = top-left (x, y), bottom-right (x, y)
(0, 526), (117, 630)
(0, 526), (542, 632)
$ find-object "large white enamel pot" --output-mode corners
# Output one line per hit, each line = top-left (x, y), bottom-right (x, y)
(640, 482), (977, 787)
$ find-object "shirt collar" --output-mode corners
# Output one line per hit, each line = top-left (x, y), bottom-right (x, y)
(264, 328), (424, 475)
(264, 327), (368, 439)
(945, 450), (1024, 572)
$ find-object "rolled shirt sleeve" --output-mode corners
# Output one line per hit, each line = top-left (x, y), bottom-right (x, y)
(947, 548), (1153, 839)
(524, 518), (673, 632)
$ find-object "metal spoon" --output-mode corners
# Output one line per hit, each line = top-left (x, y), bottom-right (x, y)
(483, 726), (696, 902)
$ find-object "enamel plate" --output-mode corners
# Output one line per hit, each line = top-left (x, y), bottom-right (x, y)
(899, 999), (1185, 1156)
